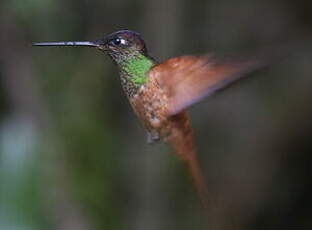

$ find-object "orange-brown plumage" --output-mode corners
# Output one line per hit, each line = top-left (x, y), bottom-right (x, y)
(166, 112), (209, 206)
(127, 54), (261, 206)
(150, 55), (262, 115)
(129, 73), (209, 206)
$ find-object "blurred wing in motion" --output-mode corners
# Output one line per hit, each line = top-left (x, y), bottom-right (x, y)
(149, 54), (265, 115)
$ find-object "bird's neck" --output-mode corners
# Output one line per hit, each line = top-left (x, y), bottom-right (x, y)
(117, 53), (156, 97)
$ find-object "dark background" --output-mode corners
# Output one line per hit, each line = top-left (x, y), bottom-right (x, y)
(0, 0), (312, 229)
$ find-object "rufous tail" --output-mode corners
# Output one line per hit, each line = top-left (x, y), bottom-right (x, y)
(166, 111), (209, 207)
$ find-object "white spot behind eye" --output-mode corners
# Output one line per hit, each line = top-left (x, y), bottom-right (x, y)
(120, 38), (127, 45)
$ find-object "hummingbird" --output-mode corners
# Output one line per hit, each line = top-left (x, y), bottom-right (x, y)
(33, 30), (264, 207)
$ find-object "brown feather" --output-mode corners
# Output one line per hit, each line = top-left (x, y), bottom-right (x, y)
(149, 55), (263, 115)
(129, 53), (266, 206)
(166, 111), (209, 207)
(129, 77), (209, 206)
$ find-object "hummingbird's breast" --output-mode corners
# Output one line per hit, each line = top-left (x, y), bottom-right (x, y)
(129, 76), (171, 142)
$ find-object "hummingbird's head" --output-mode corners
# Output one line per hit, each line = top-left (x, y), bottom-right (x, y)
(97, 30), (148, 61)
(33, 30), (148, 64)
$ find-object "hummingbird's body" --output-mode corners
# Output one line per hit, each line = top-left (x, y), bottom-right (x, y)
(33, 30), (263, 206)
(111, 47), (208, 203)
(108, 44), (167, 142)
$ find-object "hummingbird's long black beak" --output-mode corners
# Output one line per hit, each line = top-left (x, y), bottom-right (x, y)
(32, 41), (98, 47)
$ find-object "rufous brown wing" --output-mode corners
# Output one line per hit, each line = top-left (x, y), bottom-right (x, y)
(149, 55), (263, 115)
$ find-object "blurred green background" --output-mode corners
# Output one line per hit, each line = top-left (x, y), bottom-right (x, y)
(0, 0), (312, 229)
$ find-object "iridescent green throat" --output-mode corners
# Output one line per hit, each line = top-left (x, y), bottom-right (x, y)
(121, 54), (155, 87)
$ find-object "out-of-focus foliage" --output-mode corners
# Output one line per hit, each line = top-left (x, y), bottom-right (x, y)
(0, 0), (312, 229)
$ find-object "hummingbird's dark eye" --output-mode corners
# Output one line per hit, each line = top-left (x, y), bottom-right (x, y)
(110, 37), (128, 46)
(112, 38), (121, 45)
